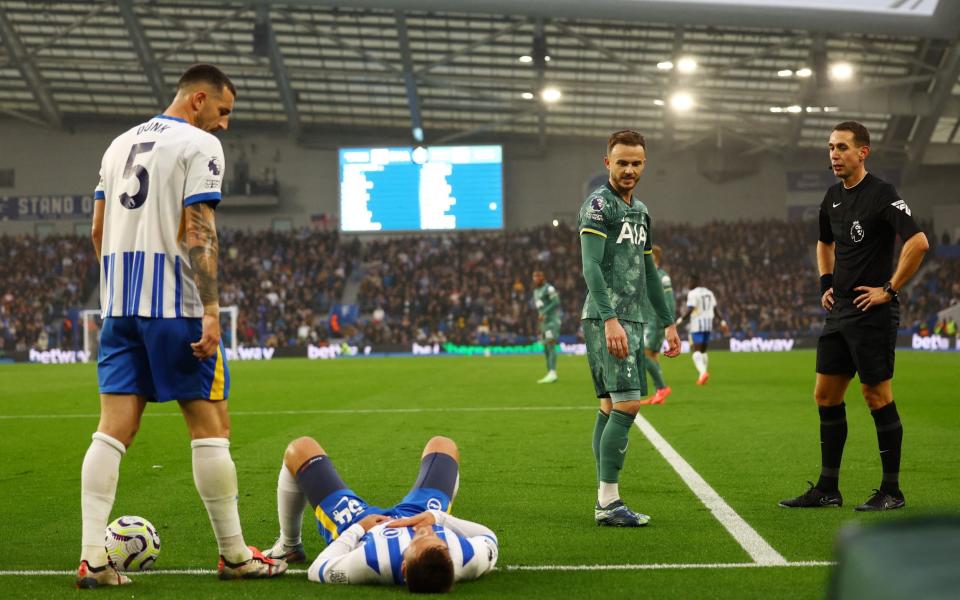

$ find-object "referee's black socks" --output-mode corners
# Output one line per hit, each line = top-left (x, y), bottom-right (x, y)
(871, 401), (903, 495)
(816, 403), (847, 493)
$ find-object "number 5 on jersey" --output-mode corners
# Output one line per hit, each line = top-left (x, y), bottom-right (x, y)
(120, 142), (156, 209)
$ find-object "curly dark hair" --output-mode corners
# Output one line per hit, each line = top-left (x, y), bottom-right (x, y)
(405, 545), (454, 594)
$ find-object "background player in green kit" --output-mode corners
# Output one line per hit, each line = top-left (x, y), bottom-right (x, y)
(639, 244), (674, 405)
(579, 130), (681, 527)
(532, 270), (561, 383)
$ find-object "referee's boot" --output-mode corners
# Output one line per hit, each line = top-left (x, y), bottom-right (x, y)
(854, 489), (905, 512)
(778, 481), (843, 508)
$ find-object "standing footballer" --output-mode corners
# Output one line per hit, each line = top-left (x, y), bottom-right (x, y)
(780, 121), (928, 512)
(78, 65), (286, 588)
(580, 130), (681, 527)
(532, 269), (561, 383)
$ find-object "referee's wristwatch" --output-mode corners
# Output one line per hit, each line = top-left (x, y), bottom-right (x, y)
(882, 281), (898, 299)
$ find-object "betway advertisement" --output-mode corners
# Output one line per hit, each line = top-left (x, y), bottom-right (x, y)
(10, 335), (956, 364)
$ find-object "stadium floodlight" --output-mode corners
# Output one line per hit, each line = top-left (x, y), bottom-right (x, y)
(777, 69), (793, 77)
(653, 99), (665, 106)
(519, 55), (533, 63)
(795, 67), (813, 78)
(541, 87), (562, 103)
(824, 106), (839, 113)
(769, 106), (784, 113)
(805, 106), (821, 113)
(544, 55), (551, 62)
(552, 219), (559, 227)
(521, 92), (534, 100)
(669, 91), (694, 112)
(829, 61), (854, 81)
(657, 61), (674, 71)
(786, 105), (803, 113)
(676, 56), (698, 74)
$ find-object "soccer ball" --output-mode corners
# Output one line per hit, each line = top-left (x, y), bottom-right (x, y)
(104, 516), (161, 571)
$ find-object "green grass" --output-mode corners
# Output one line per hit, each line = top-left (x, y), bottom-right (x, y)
(0, 350), (957, 598)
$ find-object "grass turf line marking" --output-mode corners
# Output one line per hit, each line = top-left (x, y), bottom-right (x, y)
(0, 562), (834, 576)
(0, 406), (597, 420)
(633, 413), (789, 566)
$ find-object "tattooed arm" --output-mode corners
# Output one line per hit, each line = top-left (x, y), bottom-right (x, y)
(185, 202), (221, 360)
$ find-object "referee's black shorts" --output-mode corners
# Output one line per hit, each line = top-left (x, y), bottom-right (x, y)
(816, 297), (899, 385)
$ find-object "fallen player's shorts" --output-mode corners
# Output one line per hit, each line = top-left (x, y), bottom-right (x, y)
(98, 316), (229, 402)
(582, 318), (647, 398)
(300, 452), (460, 544)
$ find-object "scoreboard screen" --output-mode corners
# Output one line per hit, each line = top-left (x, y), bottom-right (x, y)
(339, 145), (503, 232)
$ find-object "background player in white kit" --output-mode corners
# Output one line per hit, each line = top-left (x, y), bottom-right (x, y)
(676, 275), (729, 385)
(77, 64), (286, 588)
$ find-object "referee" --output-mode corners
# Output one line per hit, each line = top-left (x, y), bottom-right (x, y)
(780, 121), (929, 512)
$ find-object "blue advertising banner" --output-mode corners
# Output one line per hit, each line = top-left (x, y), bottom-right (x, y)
(0, 195), (96, 220)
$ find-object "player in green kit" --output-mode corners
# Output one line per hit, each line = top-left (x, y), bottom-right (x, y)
(532, 270), (561, 383)
(579, 130), (681, 527)
(639, 244), (674, 405)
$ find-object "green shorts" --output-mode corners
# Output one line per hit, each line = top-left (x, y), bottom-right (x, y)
(644, 323), (664, 354)
(540, 320), (561, 343)
(582, 319), (647, 399)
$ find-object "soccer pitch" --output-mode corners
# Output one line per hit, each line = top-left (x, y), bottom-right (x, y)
(1, 351), (957, 598)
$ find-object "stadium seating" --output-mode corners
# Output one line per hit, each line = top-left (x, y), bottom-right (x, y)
(2, 222), (957, 352)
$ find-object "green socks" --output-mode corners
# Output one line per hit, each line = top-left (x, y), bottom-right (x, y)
(592, 410), (609, 484)
(598, 409), (635, 483)
(545, 344), (557, 371)
(645, 359), (665, 389)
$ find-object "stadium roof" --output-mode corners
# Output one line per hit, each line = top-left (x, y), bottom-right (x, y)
(1, 0), (958, 167)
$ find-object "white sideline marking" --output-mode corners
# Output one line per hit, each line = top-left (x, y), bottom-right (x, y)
(633, 413), (789, 566)
(0, 406), (596, 421)
(0, 562), (833, 576)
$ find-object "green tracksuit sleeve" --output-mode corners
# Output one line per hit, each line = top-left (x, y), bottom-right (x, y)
(580, 233), (617, 321)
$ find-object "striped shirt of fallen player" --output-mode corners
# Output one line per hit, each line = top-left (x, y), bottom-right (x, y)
(579, 130), (681, 527)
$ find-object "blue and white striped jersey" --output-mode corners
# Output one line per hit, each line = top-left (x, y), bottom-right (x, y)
(308, 512), (498, 586)
(94, 115), (225, 319)
(686, 286), (718, 333)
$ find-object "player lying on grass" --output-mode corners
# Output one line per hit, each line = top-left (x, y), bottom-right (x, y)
(263, 435), (498, 592)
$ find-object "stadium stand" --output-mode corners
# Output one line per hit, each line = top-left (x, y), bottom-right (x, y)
(4, 220), (956, 353)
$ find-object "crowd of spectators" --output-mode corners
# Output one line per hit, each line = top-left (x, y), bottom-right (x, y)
(355, 224), (584, 346)
(354, 220), (824, 346)
(902, 255), (960, 333)
(1, 220), (957, 353)
(0, 234), (98, 354)
(217, 229), (354, 348)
